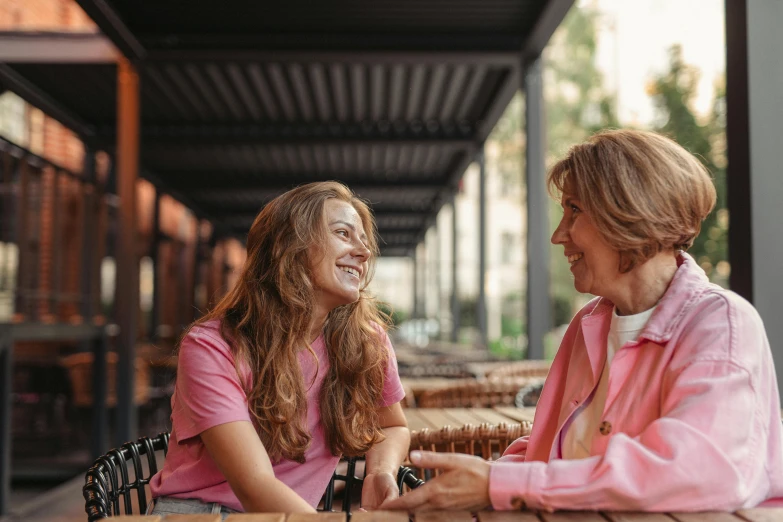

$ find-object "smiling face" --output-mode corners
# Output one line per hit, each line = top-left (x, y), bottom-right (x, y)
(310, 198), (371, 314)
(551, 193), (622, 297)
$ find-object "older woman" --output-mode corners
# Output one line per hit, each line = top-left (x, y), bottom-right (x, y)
(381, 129), (783, 512)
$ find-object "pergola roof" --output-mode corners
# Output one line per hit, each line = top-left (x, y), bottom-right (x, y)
(0, 0), (573, 255)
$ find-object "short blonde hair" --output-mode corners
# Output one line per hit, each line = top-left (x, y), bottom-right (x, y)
(548, 129), (716, 272)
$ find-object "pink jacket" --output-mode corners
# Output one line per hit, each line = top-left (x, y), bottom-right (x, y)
(489, 253), (783, 511)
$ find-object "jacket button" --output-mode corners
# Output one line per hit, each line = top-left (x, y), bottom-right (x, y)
(599, 421), (612, 435)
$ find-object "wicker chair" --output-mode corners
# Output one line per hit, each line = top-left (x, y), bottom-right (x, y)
(409, 421), (533, 477)
(83, 432), (422, 521)
(416, 377), (543, 408)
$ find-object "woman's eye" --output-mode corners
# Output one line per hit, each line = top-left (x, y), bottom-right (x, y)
(336, 229), (349, 237)
(570, 204), (581, 213)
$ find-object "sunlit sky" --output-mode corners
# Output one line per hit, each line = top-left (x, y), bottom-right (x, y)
(591, 0), (726, 125)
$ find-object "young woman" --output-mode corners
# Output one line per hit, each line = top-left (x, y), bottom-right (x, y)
(150, 182), (410, 516)
(382, 129), (783, 512)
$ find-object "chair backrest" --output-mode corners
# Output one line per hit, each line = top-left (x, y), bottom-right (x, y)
(84, 433), (422, 519)
(410, 421), (532, 462)
(83, 432), (170, 522)
(320, 457), (423, 513)
(416, 377), (543, 408)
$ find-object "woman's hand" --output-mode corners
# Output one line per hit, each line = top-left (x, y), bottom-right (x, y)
(379, 451), (492, 512)
(361, 471), (399, 509)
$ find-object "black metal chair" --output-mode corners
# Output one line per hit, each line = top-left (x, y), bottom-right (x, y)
(83, 433), (423, 521)
(321, 456), (424, 514)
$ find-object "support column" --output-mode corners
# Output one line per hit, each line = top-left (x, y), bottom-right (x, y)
(477, 148), (488, 349)
(0, 327), (11, 516)
(80, 147), (96, 321)
(450, 201), (460, 343)
(524, 58), (550, 360)
(150, 191), (161, 340)
(433, 221), (442, 340)
(90, 329), (108, 458)
(725, 0), (783, 395)
(115, 58), (140, 444)
(411, 250), (419, 320)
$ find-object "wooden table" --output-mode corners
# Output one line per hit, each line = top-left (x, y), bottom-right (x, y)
(404, 407), (526, 432)
(84, 508), (783, 521)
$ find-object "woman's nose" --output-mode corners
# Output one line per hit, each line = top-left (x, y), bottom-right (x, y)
(551, 217), (568, 245)
(353, 242), (371, 260)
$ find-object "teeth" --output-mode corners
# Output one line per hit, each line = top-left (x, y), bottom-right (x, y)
(339, 266), (359, 277)
(567, 253), (584, 264)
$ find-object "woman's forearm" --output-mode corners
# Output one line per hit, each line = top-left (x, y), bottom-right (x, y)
(234, 473), (316, 513)
(364, 426), (411, 476)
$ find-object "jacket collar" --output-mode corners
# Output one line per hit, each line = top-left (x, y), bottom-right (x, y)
(640, 252), (709, 343)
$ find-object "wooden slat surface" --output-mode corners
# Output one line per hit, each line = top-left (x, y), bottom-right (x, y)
(404, 409), (436, 431)
(493, 406), (537, 423)
(468, 407), (523, 425)
(163, 516), (221, 522)
(225, 515), (287, 522)
(106, 510), (770, 521)
(477, 512), (541, 521)
(406, 407), (527, 433)
(669, 513), (746, 522)
(735, 507), (783, 522)
(539, 512), (607, 521)
(287, 514), (346, 522)
(351, 512), (408, 522)
(604, 513), (674, 522)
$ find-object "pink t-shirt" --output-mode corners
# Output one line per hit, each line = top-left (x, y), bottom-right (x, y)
(149, 319), (405, 511)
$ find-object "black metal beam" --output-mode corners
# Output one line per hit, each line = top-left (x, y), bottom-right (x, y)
(725, 0), (753, 302)
(187, 183), (443, 202)
(74, 0), (146, 61)
(150, 173), (449, 191)
(0, 64), (96, 140)
(0, 32), (119, 63)
(7, 323), (104, 341)
(146, 49), (522, 67)
(100, 122), (477, 146)
(521, 0), (576, 65)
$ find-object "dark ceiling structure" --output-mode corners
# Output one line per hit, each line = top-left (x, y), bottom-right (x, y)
(1, 0), (574, 256)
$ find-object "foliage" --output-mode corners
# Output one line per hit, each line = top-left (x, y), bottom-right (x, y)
(649, 45), (729, 287)
(376, 301), (407, 327)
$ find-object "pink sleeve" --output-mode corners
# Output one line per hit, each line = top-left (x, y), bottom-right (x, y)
(380, 331), (405, 407)
(489, 297), (771, 512)
(172, 327), (253, 442)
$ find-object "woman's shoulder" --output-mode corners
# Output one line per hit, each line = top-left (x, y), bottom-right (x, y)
(689, 284), (765, 332)
(181, 319), (233, 355)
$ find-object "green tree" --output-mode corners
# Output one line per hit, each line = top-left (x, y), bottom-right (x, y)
(649, 45), (728, 286)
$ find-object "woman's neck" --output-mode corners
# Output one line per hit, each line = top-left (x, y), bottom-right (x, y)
(609, 252), (678, 316)
(309, 307), (328, 344)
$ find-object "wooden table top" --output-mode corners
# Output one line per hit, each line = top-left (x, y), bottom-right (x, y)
(92, 508), (783, 521)
(404, 407), (524, 432)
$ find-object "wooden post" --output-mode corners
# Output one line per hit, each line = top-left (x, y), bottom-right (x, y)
(115, 57), (140, 444)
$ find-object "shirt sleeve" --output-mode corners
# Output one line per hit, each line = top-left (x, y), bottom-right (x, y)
(489, 296), (773, 512)
(379, 330), (406, 407)
(172, 327), (253, 442)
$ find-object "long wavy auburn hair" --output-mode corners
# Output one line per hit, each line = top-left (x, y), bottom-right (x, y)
(193, 181), (391, 463)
